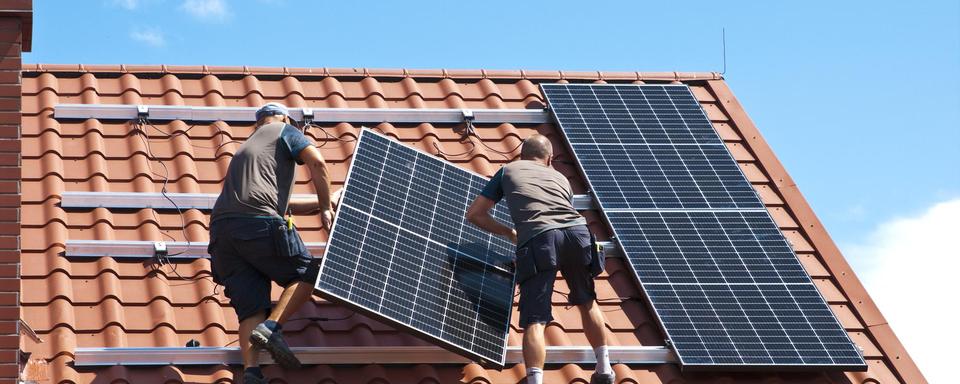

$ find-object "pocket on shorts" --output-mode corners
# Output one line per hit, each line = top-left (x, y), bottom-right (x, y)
(231, 220), (275, 258)
(516, 232), (559, 284)
(515, 247), (536, 284)
(566, 226), (593, 267)
(272, 225), (307, 259)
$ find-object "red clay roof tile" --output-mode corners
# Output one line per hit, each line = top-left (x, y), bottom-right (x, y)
(17, 65), (919, 384)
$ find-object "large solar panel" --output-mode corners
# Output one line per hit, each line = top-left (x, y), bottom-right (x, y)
(315, 129), (516, 368)
(542, 83), (865, 370)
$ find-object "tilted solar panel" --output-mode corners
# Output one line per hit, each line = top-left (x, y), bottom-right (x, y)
(542, 83), (865, 370)
(315, 129), (516, 368)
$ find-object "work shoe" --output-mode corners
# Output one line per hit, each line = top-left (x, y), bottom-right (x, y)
(590, 372), (615, 384)
(250, 322), (302, 370)
(242, 370), (266, 384)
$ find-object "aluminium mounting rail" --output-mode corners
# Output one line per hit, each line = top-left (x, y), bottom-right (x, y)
(53, 104), (550, 124)
(73, 346), (674, 366)
(60, 191), (598, 211)
(63, 239), (620, 259)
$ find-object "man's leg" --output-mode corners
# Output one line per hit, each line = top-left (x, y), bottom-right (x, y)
(268, 280), (314, 324)
(578, 300), (608, 348)
(523, 322), (546, 384)
(240, 311), (267, 369)
(248, 281), (310, 370)
(560, 226), (614, 383)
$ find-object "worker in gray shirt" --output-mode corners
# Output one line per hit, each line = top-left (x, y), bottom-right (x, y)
(466, 135), (615, 384)
(208, 103), (333, 383)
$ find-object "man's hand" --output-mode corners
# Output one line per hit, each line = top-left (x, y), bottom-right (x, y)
(330, 188), (344, 212)
(320, 209), (333, 231)
(466, 196), (516, 244)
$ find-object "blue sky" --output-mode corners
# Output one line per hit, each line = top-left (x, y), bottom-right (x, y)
(25, 0), (959, 380)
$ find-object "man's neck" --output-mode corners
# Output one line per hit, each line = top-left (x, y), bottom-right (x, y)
(521, 158), (550, 167)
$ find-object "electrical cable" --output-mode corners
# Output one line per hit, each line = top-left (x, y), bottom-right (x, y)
(285, 312), (356, 323)
(460, 120), (523, 160)
(132, 117), (220, 295)
(433, 138), (476, 159)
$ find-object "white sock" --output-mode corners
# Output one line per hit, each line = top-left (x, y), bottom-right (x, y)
(526, 367), (543, 384)
(595, 345), (613, 375)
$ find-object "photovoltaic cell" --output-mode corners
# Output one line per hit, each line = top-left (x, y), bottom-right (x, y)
(316, 129), (515, 368)
(542, 83), (865, 370)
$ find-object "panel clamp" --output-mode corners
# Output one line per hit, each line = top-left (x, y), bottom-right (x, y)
(136, 105), (150, 119)
(302, 108), (315, 125)
(461, 109), (476, 136)
(153, 241), (168, 258)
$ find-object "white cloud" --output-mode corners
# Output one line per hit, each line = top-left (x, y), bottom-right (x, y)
(130, 28), (166, 47)
(844, 198), (960, 383)
(180, 0), (230, 21)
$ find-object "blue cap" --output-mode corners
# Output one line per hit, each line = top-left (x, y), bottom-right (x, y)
(255, 102), (290, 121)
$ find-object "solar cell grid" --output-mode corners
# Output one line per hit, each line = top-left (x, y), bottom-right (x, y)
(608, 211), (811, 285)
(316, 129), (515, 367)
(542, 83), (866, 370)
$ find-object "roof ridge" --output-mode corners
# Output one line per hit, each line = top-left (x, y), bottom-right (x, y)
(23, 64), (724, 81)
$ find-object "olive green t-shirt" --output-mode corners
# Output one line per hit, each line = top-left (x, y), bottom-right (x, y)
(479, 160), (587, 247)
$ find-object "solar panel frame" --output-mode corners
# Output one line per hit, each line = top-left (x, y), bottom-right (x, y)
(314, 129), (516, 368)
(541, 83), (866, 371)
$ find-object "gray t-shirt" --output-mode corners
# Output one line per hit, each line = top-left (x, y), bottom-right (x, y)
(480, 160), (587, 247)
(211, 122), (312, 221)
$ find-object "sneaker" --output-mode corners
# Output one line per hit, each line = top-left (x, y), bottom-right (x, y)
(242, 370), (266, 384)
(590, 372), (615, 384)
(250, 323), (302, 370)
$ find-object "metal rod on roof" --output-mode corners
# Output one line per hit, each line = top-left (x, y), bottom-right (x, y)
(64, 240), (326, 259)
(72, 346), (675, 366)
(62, 239), (620, 259)
(61, 191), (598, 211)
(53, 104), (550, 124)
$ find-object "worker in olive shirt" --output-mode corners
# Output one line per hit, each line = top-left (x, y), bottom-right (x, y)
(208, 103), (333, 384)
(466, 135), (615, 384)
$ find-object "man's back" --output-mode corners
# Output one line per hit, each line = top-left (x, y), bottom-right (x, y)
(483, 160), (586, 247)
(212, 122), (309, 220)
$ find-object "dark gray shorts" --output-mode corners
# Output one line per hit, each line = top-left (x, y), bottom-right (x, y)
(515, 225), (597, 328)
(208, 217), (319, 321)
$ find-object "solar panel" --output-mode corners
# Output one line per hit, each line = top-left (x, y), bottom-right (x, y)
(315, 129), (516, 368)
(542, 83), (865, 370)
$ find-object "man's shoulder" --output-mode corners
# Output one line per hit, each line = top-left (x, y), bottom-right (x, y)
(503, 160), (562, 177)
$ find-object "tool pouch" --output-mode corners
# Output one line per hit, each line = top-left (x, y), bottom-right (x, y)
(272, 222), (306, 259)
(588, 231), (605, 277)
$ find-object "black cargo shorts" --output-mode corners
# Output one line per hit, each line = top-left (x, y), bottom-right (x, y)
(208, 217), (319, 321)
(515, 225), (601, 328)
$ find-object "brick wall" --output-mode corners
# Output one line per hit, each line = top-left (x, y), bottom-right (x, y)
(0, 1), (30, 382)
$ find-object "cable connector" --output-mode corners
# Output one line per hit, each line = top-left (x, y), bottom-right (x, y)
(461, 109), (476, 139)
(137, 105), (149, 119)
(461, 109), (474, 122)
(153, 241), (168, 258)
(302, 108), (314, 125)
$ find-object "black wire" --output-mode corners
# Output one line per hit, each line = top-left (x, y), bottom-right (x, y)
(302, 122), (360, 149)
(133, 117), (220, 295)
(433, 139), (476, 159)
(285, 312), (356, 323)
(461, 121), (523, 159)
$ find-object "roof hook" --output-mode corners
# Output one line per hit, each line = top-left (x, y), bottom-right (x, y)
(301, 108), (315, 131)
(461, 109), (476, 137)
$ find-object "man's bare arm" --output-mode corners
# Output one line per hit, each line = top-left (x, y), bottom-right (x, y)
(466, 196), (517, 244)
(287, 198), (319, 215)
(297, 145), (333, 230)
(288, 188), (343, 215)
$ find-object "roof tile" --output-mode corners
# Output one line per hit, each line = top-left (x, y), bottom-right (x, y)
(18, 66), (915, 384)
